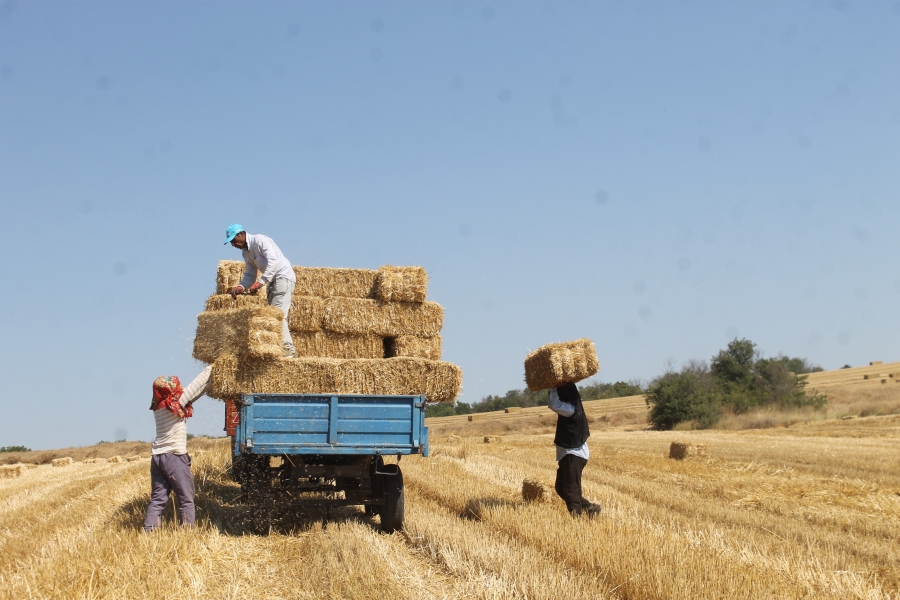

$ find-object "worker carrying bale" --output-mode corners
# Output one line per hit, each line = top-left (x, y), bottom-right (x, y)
(526, 339), (602, 518)
(144, 366), (211, 532)
(224, 224), (297, 358)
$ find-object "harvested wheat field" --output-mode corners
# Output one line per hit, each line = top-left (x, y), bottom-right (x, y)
(2, 383), (898, 598)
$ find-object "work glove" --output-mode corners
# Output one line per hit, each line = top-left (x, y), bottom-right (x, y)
(247, 282), (264, 294)
(230, 285), (244, 299)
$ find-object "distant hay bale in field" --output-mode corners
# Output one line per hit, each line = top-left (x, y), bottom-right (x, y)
(293, 331), (383, 359)
(209, 354), (462, 403)
(107, 456), (124, 464)
(193, 306), (285, 363)
(505, 407), (523, 414)
(375, 266), (427, 303)
(386, 335), (442, 360)
(51, 457), (73, 467)
(0, 464), (25, 479)
(295, 266), (378, 298)
(484, 436), (502, 443)
(82, 458), (107, 464)
(126, 455), (143, 462)
(524, 338), (599, 391)
(669, 442), (709, 460)
(522, 479), (550, 503)
(447, 435), (461, 443)
(870, 360), (883, 365)
(323, 298), (444, 337)
(467, 414), (485, 422)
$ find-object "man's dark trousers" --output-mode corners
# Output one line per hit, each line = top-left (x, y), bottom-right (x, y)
(144, 453), (195, 531)
(555, 453), (591, 515)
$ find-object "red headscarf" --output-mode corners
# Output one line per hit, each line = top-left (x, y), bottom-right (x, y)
(150, 375), (192, 419)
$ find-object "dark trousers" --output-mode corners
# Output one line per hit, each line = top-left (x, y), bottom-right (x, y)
(144, 453), (195, 531)
(555, 454), (590, 515)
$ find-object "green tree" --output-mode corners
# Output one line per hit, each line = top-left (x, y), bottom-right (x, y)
(0, 445), (31, 453)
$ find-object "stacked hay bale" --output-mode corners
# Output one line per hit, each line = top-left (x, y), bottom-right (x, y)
(194, 261), (462, 403)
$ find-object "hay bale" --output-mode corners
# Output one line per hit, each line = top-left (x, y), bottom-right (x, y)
(323, 298), (443, 337)
(0, 464), (25, 479)
(467, 414), (485, 422)
(446, 435), (461, 443)
(483, 435), (502, 443)
(524, 338), (599, 391)
(375, 266), (427, 303)
(295, 266), (378, 298)
(216, 260), (257, 294)
(387, 335), (442, 360)
(292, 331), (383, 359)
(522, 478), (551, 503)
(669, 442), (709, 460)
(208, 354), (463, 404)
(205, 294), (325, 333)
(51, 457), (73, 467)
(126, 455), (143, 462)
(193, 306), (285, 364)
(504, 407), (522, 414)
(82, 458), (107, 464)
(107, 456), (124, 464)
(870, 360), (883, 365)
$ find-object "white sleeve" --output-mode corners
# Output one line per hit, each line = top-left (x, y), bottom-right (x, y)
(256, 237), (279, 286)
(180, 365), (212, 406)
(548, 388), (575, 417)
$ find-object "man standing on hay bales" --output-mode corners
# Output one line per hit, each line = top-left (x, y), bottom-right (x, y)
(224, 223), (297, 358)
(549, 382), (602, 518)
(144, 366), (211, 532)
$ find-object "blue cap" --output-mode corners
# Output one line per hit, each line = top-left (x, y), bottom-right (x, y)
(224, 223), (244, 245)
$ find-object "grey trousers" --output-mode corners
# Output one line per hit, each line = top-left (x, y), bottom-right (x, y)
(267, 278), (296, 356)
(144, 453), (195, 531)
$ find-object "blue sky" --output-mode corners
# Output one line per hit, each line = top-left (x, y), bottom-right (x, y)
(2, 1), (899, 449)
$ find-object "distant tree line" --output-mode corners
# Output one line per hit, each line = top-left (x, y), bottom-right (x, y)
(0, 446), (31, 453)
(425, 379), (644, 418)
(644, 338), (827, 430)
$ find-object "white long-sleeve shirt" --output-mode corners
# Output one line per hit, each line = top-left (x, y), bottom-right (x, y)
(548, 388), (590, 461)
(152, 366), (212, 456)
(239, 233), (296, 288)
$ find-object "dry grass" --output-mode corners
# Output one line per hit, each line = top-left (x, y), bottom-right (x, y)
(193, 306), (285, 364)
(388, 335), (442, 360)
(524, 338), (600, 391)
(323, 298), (443, 337)
(209, 354), (463, 403)
(292, 331), (383, 359)
(2, 408), (899, 599)
(375, 266), (428, 303)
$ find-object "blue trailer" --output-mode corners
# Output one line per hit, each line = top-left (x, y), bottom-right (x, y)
(230, 393), (429, 534)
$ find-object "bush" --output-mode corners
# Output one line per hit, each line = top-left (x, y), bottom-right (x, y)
(0, 445), (31, 453)
(645, 338), (827, 430)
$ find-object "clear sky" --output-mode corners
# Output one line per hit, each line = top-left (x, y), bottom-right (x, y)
(2, 1), (899, 450)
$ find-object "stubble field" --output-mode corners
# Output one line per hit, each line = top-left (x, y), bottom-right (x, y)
(1, 381), (898, 599)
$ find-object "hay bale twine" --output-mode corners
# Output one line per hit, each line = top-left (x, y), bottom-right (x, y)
(51, 457), (73, 467)
(522, 478), (551, 503)
(669, 442), (709, 460)
(483, 435), (502, 444)
(0, 464), (25, 479)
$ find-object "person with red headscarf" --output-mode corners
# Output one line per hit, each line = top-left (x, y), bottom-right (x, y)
(144, 365), (211, 532)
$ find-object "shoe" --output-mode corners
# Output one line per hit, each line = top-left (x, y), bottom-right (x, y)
(583, 502), (602, 517)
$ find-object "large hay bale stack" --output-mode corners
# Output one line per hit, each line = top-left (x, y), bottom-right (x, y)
(193, 306), (286, 363)
(0, 464), (25, 479)
(524, 338), (599, 391)
(198, 260), (460, 403)
(51, 457), (73, 467)
(669, 441), (709, 460)
(209, 354), (462, 404)
(522, 478), (551, 503)
(375, 266), (428, 303)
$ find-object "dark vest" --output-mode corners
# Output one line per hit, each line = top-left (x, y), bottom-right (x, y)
(553, 382), (590, 449)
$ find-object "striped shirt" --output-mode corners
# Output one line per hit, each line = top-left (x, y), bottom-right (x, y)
(152, 366), (212, 456)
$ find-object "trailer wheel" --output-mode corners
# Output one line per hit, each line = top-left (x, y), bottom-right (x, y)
(379, 465), (404, 533)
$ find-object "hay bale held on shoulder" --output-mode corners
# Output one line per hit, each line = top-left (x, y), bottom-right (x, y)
(524, 338), (599, 391)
